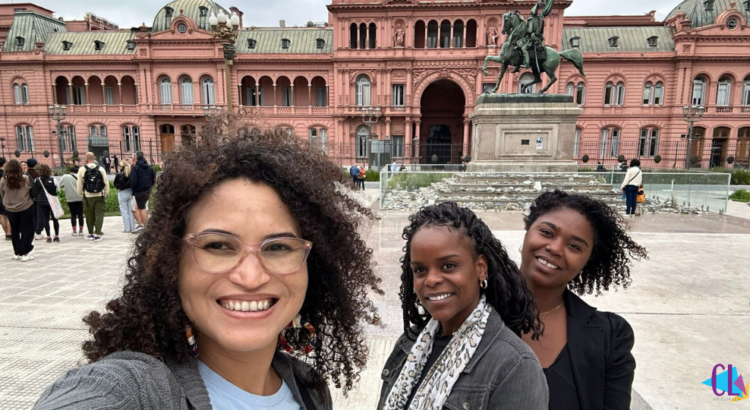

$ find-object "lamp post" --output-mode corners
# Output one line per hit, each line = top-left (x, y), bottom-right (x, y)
(47, 104), (67, 168)
(209, 10), (240, 115)
(682, 105), (705, 169)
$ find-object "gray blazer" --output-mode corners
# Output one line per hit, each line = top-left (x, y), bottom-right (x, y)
(377, 308), (548, 410)
(33, 350), (331, 410)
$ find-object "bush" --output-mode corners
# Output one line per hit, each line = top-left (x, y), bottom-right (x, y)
(365, 170), (380, 182)
(730, 190), (750, 203)
(387, 173), (452, 191)
(710, 168), (750, 186)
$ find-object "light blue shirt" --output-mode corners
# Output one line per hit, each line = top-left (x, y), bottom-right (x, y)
(198, 361), (302, 410)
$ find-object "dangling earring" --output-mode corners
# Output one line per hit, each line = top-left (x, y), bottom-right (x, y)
(279, 314), (317, 355)
(185, 321), (199, 357)
(480, 278), (488, 289)
(415, 294), (426, 315)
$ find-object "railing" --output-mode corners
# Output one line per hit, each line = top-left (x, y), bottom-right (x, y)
(714, 106), (733, 114)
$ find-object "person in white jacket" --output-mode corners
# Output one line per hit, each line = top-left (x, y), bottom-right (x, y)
(620, 159), (642, 216)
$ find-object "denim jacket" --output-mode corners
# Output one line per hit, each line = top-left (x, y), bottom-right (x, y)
(377, 307), (548, 410)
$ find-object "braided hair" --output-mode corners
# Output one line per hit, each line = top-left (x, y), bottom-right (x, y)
(399, 202), (540, 341)
(524, 190), (649, 296)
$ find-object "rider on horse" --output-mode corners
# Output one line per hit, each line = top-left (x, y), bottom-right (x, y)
(513, 0), (553, 72)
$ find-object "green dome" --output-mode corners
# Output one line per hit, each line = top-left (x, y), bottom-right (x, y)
(667, 0), (749, 28)
(152, 0), (229, 32)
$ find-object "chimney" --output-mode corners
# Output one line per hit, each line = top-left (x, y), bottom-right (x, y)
(279, 19), (286, 28)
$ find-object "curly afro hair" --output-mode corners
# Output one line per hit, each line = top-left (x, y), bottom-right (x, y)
(82, 129), (383, 394)
(399, 202), (541, 341)
(524, 190), (648, 296)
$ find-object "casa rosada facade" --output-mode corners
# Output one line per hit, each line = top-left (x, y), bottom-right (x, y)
(1, 0), (750, 170)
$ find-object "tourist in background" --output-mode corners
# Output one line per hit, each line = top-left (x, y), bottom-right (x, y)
(620, 159), (642, 216)
(102, 155), (112, 174)
(349, 163), (360, 189)
(0, 157), (11, 241)
(129, 151), (155, 232)
(519, 190), (647, 410)
(59, 166), (84, 236)
(112, 155), (119, 173)
(1, 159), (36, 262)
(33, 130), (382, 410)
(378, 202), (547, 410)
(77, 152), (109, 242)
(33, 164), (61, 243)
(358, 164), (366, 191)
(636, 184), (646, 216)
(114, 159), (136, 234)
(25, 158), (42, 238)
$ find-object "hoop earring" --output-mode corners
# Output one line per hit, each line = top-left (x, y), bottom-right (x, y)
(185, 321), (199, 358)
(279, 314), (317, 355)
(480, 279), (488, 289)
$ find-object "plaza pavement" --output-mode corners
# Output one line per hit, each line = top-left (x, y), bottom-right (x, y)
(1, 194), (749, 409)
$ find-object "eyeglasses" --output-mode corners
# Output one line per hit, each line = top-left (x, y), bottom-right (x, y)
(185, 232), (313, 275)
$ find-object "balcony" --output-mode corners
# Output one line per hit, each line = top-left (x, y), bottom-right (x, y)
(238, 106), (330, 116)
(2, 103), (331, 117)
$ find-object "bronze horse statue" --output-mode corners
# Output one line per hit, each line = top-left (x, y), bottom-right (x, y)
(482, 12), (585, 94)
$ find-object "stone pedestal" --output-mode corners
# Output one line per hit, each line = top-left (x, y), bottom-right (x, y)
(468, 94), (582, 173)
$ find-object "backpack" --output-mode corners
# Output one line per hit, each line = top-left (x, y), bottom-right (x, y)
(114, 172), (130, 191)
(83, 165), (106, 194)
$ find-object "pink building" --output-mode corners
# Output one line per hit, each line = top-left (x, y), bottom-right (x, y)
(1, 0), (749, 169)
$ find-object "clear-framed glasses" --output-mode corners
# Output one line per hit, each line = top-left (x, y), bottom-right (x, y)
(185, 232), (313, 275)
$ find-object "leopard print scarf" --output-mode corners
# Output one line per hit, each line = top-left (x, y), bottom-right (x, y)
(384, 295), (491, 410)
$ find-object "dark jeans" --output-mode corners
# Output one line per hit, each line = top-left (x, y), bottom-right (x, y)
(625, 185), (639, 215)
(7, 207), (35, 256)
(37, 204), (59, 237)
(68, 201), (83, 228)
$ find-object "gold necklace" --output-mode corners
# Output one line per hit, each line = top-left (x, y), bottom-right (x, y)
(540, 302), (564, 316)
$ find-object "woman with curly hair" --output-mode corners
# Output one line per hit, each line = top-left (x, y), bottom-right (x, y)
(519, 190), (648, 410)
(378, 202), (548, 410)
(33, 129), (382, 410)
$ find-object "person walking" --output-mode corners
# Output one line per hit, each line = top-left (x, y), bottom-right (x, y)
(349, 163), (360, 189)
(0, 159), (36, 262)
(77, 152), (109, 241)
(33, 164), (61, 243)
(358, 163), (366, 191)
(129, 151), (155, 232)
(114, 159), (136, 233)
(59, 166), (84, 236)
(25, 158), (42, 238)
(0, 157), (11, 241)
(620, 158), (642, 216)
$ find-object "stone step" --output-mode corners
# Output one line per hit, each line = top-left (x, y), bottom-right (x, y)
(453, 176), (608, 184)
(436, 191), (621, 199)
(442, 182), (615, 191)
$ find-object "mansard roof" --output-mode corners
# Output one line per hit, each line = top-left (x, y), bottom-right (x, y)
(152, 0), (229, 32)
(667, 0), (750, 28)
(2, 10), (67, 52)
(562, 26), (676, 53)
(236, 28), (333, 54)
(45, 31), (136, 55)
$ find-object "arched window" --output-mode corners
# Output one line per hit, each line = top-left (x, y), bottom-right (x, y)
(123, 125), (141, 152)
(604, 82), (615, 105)
(360, 23), (367, 49)
(654, 82), (664, 106)
(576, 82), (586, 105)
(309, 127), (328, 153)
(159, 76), (173, 104)
(743, 76), (750, 106)
(356, 75), (371, 107)
(13, 83), (29, 104)
(356, 125), (370, 157)
(427, 21), (438, 48)
(566, 82), (574, 96)
(615, 82), (625, 106)
(180, 77), (193, 105)
(202, 77), (215, 105)
(350, 23), (358, 49)
(639, 128), (660, 157)
(369, 23), (377, 49)
(599, 127), (620, 158)
(62, 124), (76, 152)
(737, 127), (750, 168)
(643, 82), (654, 105)
(15, 125), (34, 151)
(716, 76), (732, 106)
(519, 73), (536, 94)
(692, 76), (707, 106)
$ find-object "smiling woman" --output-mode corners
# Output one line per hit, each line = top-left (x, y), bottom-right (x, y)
(32, 129), (383, 410)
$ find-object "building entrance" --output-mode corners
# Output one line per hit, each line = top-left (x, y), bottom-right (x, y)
(419, 80), (465, 164)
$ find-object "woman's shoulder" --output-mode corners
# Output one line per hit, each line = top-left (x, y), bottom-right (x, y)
(481, 308), (539, 361)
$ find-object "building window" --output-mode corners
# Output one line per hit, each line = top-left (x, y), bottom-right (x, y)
(62, 41), (72, 51)
(94, 41), (105, 51)
(743, 77), (750, 106)
(89, 125), (107, 137)
(177, 23), (188, 33)
(160, 77), (173, 104)
(165, 6), (174, 17)
(283, 87), (292, 106)
(316, 87), (327, 107)
(248, 39), (256, 49)
(15, 125), (34, 151)
(356, 125), (369, 157)
(643, 82), (654, 105)
(104, 86), (114, 105)
(704, 0), (715, 11)
(392, 84), (404, 106)
(123, 125), (140, 152)
(199, 6), (208, 17)
(639, 128), (660, 157)
(574, 128), (581, 157)
(202, 77), (215, 105)
(482, 83), (495, 94)
(717, 76), (732, 106)
(356, 75), (371, 107)
(610, 128), (621, 157)
(604, 82), (614, 105)
(647, 36), (658, 47)
(576, 82), (586, 105)
(316, 38), (325, 49)
(599, 128), (620, 158)
(654, 82), (664, 105)
(126, 40), (135, 51)
(599, 129), (609, 158)
(692, 77), (706, 106)
(519, 73), (536, 94)
(63, 125), (76, 152)
(570, 37), (580, 48)
(281, 39), (290, 49)
(309, 128), (328, 153)
(727, 18), (738, 30)
(15, 36), (24, 50)
(566, 82), (574, 96)
(615, 82), (625, 106)
(180, 77), (193, 104)
(350, 23), (358, 49)
(608, 36), (619, 48)
(13, 83), (29, 104)
(392, 135), (405, 158)
(73, 86), (86, 105)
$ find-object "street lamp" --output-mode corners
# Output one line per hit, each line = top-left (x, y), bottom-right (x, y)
(209, 10), (240, 114)
(47, 104), (67, 168)
(682, 105), (705, 169)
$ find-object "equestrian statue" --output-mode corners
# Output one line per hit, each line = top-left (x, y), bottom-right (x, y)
(482, 0), (585, 94)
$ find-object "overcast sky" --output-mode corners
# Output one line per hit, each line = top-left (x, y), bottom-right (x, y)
(21, 0), (681, 29)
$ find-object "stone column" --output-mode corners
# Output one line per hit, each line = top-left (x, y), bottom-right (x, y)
(308, 83), (312, 107)
(255, 84), (260, 106)
(385, 118), (391, 138)
(134, 84), (139, 105)
(238, 85), (242, 106)
(52, 85), (57, 104)
(118, 83), (123, 105)
(291, 84), (295, 107)
(68, 85), (73, 105)
(85, 83), (90, 106)
(415, 120), (421, 142)
(325, 84), (329, 107)
(463, 24), (467, 48)
(424, 25), (428, 48)
(450, 25), (454, 48)
(463, 119), (470, 155)
(273, 83), (277, 106)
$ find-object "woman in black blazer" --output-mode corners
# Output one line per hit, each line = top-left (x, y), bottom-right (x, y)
(519, 190), (648, 410)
